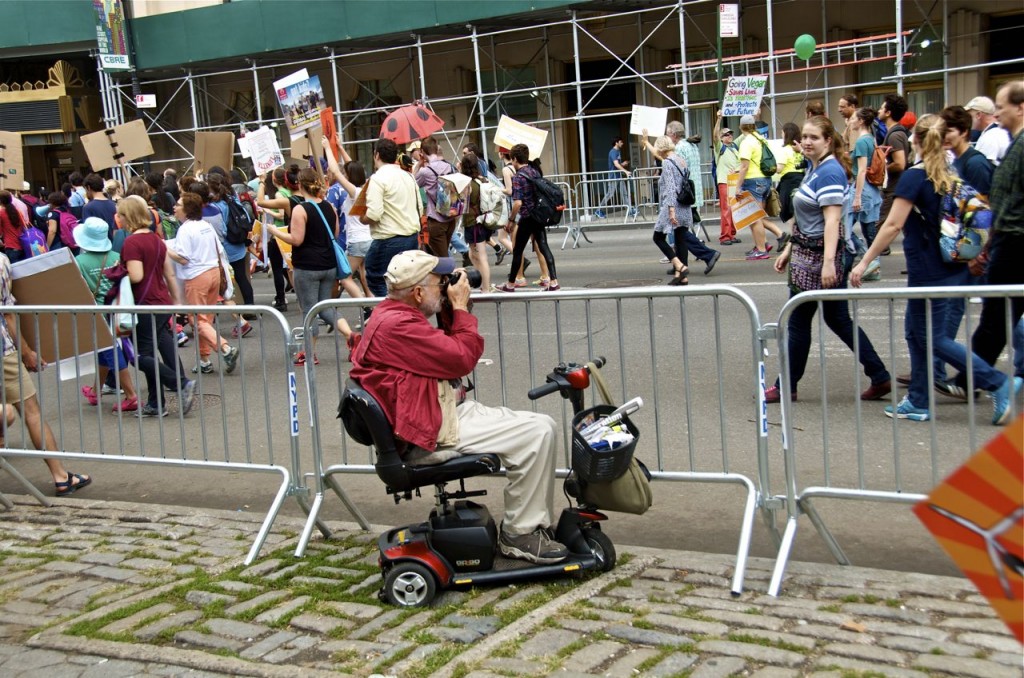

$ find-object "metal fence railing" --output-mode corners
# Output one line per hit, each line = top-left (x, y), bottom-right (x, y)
(0, 304), (312, 565)
(766, 285), (1024, 595)
(298, 286), (773, 595)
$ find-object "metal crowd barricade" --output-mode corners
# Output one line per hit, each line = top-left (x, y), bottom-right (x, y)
(298, 286), (777, 595)
(766, 285), (1024, 595)
(0, 304), (308, 565)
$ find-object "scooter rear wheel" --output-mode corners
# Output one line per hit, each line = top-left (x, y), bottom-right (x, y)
(582, 527), (616, 572)
(383, 562), (437, 607)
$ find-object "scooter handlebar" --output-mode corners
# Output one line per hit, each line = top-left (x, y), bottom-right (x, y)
(528, 380), (562, 400)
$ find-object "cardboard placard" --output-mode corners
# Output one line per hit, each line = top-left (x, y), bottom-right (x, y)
(628, 105), (669, 137)
(290, 127), (325, 178)
(80, 119), (154, 172)
(246, 126), (285, 175)
(727, 171), (740, 200)
(348, 181), (369, 218)
(722, 75), (768, 118)
(10, 249), (113, 365)
(0, 131), (25, 191)
(730, 190), (768, 230)
(321, 108), (339, 162)
(494, 115), (548, 160)
(194, 131), (235, 176)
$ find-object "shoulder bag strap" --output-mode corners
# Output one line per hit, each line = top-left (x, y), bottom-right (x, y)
(306, 200), (337, 244)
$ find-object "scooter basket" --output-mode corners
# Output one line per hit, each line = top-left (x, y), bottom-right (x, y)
(571, 404), (639, 482)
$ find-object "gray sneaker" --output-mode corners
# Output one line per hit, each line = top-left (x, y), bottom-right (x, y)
(222, 346), (240, 374)
(498, 526), (569, 564)
(101, 384), (125, 396)
(180, 380), (197, 416)
(140, 403), (168, 418)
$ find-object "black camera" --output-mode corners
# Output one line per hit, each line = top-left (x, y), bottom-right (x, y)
(442, 267), (482, 293)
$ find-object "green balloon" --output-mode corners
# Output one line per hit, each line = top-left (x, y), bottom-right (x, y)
(794, 34), (816, 60)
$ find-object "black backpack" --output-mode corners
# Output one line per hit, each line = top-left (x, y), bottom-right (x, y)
(224, 198), (253, 245)
(524, 173), (565, 226)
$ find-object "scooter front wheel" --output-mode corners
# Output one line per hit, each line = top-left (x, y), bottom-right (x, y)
(383, 562), (437, 607)
(582, 527), (616, 572)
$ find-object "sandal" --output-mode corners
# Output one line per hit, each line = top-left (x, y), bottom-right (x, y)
(81, 386), (99, 406)
(55, 472), (92, 497)
(294, 351), (306, 366)
(669, 264), (689, 286)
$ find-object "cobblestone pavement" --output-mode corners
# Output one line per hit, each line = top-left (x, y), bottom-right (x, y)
(0, 496), (1020, 678)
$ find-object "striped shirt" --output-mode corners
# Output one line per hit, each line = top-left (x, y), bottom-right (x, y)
(792, 156), (848, 239)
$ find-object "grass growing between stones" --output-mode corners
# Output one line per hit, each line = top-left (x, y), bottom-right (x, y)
(65, 596), (189, 640)
(727, 632), (811, 654)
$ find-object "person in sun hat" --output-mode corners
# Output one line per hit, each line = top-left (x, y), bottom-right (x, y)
(73, 217), (140, 413)
(349, 249), (570, 565)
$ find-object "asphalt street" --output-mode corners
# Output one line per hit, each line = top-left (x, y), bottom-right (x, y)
(3, 217), (1004, 581)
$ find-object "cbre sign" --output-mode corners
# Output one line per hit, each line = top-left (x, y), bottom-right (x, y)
(94, 0), (132, 72)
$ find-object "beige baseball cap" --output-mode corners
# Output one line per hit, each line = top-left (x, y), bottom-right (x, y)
(964, 96), (995, 115)
(385, 250), (455, 290)
(406, 140), (422, 152)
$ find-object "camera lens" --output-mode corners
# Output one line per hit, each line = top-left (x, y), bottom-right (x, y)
(464, 268), (482, 289)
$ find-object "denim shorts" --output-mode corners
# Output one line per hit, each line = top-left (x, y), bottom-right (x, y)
(346, 239), (371, 258)
(742, 177), (772, 204)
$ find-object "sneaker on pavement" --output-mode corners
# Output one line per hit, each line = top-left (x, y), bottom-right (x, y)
(659, 256), (670, 264)
(495, 283), (516, 293)
(513, 277), (528, 288)
(101, 384), (124, 396)
(498, 526), (569, 564)
(594, 210), (606, 219)
(545, 283), (561, 291)
(140, 403), (168, 418)
(222, 345), (240, 374)
(777, 232), (791, 251)
(177, 330), (190, 347)
(864, 259), (881, 277)
(180, 380), (197, 416)
(627, 208), (639, 218)
(191, 360), (214, 374)
(991, 376), (1023, 426)
(884, 396), (930, 421)
(704, 250), (721, 275)
(494, 248), (507, 266)
(232, 322), (253, 339)
(860, 380), (892, 401)
(934, 379), (974, 401)
(745, 249), (770, 261)
(862, 270), (882, 281)
(272, 299), (288, 312)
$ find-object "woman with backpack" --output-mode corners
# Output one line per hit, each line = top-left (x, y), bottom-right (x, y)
(496, 145), (560, 293)
(767, 115), (892, 405)
(257, 165), (302, 311)
(459, 153), (495, 291)
(851, 114), (1021, 424)
(0, 191), (28, 263)
(646, 135), (721, 286)
(847, 107), (884, 281)
(45, 192), (78, 254)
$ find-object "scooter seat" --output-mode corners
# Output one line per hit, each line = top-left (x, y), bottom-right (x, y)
(339, 380), (500, 494)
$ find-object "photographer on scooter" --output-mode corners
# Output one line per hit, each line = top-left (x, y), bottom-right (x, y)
(349, 249), (568, 564)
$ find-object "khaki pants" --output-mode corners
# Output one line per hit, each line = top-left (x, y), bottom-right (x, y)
(406, 400), (560, 536)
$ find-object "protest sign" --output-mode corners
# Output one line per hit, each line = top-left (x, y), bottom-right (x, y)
(722, 75), (768, 117)
(237, 133), (252, 159)
(246, 126), (285, 175)
(320, 108), (340, 162)
(274, 69), (326, 138)
(628, 105), (669, 137)
(730, 190), (768, 230)
(194, 131), (234, 175)
(80, 120), (154, 172)
(494, 115), (548, 160)
(0, 131), (24, 191)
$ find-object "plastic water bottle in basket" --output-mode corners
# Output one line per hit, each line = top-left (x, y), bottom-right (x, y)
(571, 397), (643, 482)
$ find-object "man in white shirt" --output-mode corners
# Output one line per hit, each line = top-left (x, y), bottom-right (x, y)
(363, 138), (423, 297)
(966, 95), (1011, 166)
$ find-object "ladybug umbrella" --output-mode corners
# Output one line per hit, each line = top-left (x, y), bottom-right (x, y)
(380, 103), (445, 145)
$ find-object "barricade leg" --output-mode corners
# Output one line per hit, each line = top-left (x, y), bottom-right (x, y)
(800, 496), (851, 566)
(243, 466), (292, 566)
(0, 457), (51, 508)
(295, 470), (372, 557)
(768, 515), (800, 596)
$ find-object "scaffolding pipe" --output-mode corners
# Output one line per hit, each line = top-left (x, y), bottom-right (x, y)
(252, 60), (263, 126)
(941, 0), (949, 104)
(896, 0), (905, 95)
(678, 0), (690, 130)
(766, 0), (778, 137)
(330, 48), (342, 134)
(543, 27), (559, 177)
(572, 11), (591, 212)
(471, 26), (489, 169)
(821, 0), (830, 113)
(415, 35), (427, 102)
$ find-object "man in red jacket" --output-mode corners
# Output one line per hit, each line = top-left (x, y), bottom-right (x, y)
(349, 250), (568, 564)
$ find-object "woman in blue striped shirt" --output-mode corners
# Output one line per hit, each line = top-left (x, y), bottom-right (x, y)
(765, 116), (891, 403)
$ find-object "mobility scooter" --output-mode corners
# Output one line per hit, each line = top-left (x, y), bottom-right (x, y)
(339, 357), (638, 607)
